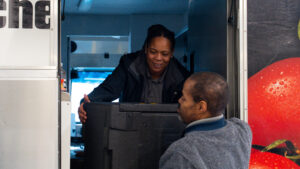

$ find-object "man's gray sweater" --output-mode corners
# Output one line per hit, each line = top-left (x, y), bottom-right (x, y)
(159, 117), (252, 169)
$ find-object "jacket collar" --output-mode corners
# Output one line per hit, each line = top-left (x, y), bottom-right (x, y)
(163, 57), (185, 88)
(128, 51), (183, 85)
(184, 115), (227, 135)
(128, 51), (146, 80)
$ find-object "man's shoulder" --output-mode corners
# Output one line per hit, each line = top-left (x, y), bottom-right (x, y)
(227, 117), (252, 142)
(228, 118), (251, 131)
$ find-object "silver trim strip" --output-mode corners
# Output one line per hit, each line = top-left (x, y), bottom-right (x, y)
(238, 0), (248, 122)
(0, 66), (57, 70)
(0, 70), (57, 78)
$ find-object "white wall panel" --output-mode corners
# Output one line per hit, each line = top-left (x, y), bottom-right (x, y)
(0, 0), (57, 68)
(0, 79), (58, 169)
(0, 0), (60, 168)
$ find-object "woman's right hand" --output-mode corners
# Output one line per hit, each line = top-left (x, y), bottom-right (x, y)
(78, 94), (90, 124)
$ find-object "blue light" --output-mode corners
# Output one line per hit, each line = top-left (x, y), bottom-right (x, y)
(78, 0), (93, 11)
(72, 71), (112, 83)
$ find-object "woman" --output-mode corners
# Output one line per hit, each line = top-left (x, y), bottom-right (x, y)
(78, 24), (190, 123)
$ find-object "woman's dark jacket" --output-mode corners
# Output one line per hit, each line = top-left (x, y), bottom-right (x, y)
(86, 50), (190, 103)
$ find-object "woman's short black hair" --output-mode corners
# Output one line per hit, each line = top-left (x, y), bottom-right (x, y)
(143, 24), (175, 51)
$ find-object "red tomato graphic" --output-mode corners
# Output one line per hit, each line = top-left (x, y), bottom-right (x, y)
(249, 149), (300, 169)
(248, 57), (300, 148)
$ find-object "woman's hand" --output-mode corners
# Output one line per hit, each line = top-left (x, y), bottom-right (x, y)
(78, 94), (90, 124)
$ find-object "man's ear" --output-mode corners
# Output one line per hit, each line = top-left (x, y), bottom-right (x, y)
(198, 101), (208, 113)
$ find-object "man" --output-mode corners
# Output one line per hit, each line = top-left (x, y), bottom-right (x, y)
(159, 72), (252, 169)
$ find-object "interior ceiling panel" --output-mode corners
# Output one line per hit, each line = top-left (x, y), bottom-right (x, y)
(63, 0), (188, 14)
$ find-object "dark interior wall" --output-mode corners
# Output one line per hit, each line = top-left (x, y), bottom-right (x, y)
(174, 26), (189, 69)
(248, 0), (300, 77)
(188, 0), (227, 77)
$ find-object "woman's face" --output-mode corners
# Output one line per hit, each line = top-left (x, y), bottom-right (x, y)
(145, 36), (173, 78)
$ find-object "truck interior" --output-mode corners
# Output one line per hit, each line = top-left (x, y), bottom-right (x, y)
(2, 0), (299, 168)
(60, 0), (237, 168)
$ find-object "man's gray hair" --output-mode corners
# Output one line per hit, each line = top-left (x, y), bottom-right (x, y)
(188, 72), (229, 116)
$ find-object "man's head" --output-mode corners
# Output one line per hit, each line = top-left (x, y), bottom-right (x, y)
(177, 72), (229, 124)
(143, 24), (175, 79)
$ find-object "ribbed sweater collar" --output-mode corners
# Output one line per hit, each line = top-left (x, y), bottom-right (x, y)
(185, 115), (226, 135)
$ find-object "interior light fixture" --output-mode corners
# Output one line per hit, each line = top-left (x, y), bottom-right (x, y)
(77, 0), (93, 12)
